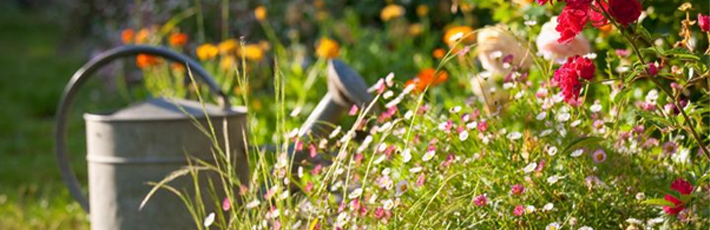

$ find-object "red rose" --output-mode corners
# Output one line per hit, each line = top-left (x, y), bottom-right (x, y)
(699, 14), (710, 32)
(552, 55), (596, 104)
(556, 6), (589, 43)
(609, 0), (642, 26)
(662, 194), (685, 215)
(670, 178), (693, 195)
(588, 0), (609, 27)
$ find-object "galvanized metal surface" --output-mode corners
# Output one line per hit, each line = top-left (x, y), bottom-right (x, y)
(54, 45), (248, 230)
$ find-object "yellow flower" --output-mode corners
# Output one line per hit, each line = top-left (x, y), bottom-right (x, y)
(380, 4), (405, 22)
(254, 6), (267, 21)
(220, 56), (236, 71)
(409, 23), (423, 36)
(316, 38), (340, 59)
(416, 5), (429, 17)
(196, 44), (218, 60)
(258, 40), (271, 51)
(432, 48), (446, 59)
(242, 44), (264, 62)
(443, 25), (476, 47)
(218, 39), (239, 55)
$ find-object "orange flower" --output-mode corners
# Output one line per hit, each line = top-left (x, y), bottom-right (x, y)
(136, 54), (161, 69)
(432, 48), (446, 59)
(316, 38), (340, 59)
(254, 6), (267, 21)
(443, 26), (475, 47)
(169, 33), (188, 47)
(380, 4), (405, 22)
(121, 29), (135, 44)
(218, 39), (239, 55)
(242, 44), (264, 62)
(406, 68), (449, 92)
(135, 28), (151, 44)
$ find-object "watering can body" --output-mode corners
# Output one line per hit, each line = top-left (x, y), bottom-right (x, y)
(54, 46), (249, 230)
(84, 98), (248, 230)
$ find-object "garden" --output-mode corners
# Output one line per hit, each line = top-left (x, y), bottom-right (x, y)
(2, 0), (710, 229)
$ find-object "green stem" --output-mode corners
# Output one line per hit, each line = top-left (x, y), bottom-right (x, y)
(609, 12), (710, 159)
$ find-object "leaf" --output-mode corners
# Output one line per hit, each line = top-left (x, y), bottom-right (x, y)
(562, 136), (603, 155)
(663, 48), (701, 62)
(642, 198), (674, 207)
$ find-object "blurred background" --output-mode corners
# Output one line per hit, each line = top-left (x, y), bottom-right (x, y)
(1, 0), (707, 229)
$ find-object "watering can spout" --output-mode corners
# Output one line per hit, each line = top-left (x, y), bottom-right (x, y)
(298, 59), (374, 138)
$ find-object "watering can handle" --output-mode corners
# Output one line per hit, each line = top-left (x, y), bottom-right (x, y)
(54, 45), (230, 212)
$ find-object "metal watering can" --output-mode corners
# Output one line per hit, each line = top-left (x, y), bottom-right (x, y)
(54, 46), (249, 230)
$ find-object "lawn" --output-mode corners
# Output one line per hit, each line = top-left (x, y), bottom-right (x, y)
(0, 5), (89, 230)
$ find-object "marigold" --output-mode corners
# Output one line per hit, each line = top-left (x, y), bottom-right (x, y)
(432, 48), (446, 59)
(196, 44), (219, 60)
(135, 28), (150, 44)
(416, 5), (429, 17)
(443, 26), (475, 47)
(315, 38), (340, 58)
(242, 44), (264, 62)
(218, 39), (239, 55)
(169, 33), (188, 47)
(136, 54), (161, 69)
(121, 29), (135, 44)
(220, 56), (236, 71)
(380, 4), (405, 22)
(406, 68), (449, 92)
(254, 6), (267, 21)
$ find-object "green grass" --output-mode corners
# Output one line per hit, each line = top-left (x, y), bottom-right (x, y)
(0, 5), (89, 230)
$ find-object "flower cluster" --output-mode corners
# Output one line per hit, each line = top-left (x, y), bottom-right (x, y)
(538, 0), (642, 43)
(551, 55), (595, 104)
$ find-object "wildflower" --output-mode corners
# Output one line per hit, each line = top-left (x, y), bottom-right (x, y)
(474, 194), (487, 207)
(222, 197), (231, 211)
(537, 18), (590, 62)
(121, 29), (135, 44)
(416, 173), (426, 187)
(443, 26), (475, 47)
(543, 203), (554, 211)
(396, 180), (408, 196)
(432, 48), (446, 59)
(578, 227), (593, 230)
(525, 205), (536, 213)
(507, 131), (522, 140)
(477, 121), (488, 132)
(315, 38), (340, 58)
(409, 23), (423, 36)
(663, 194), (685, 215)
(254, 6), (267, 21)
(136, 54), (161, 68)
(203, 212), (215, 227)
(546, 145), (558, 156)
(196, 44), (218, 60)
(383, 199), (394, 210)
(349, 105), (359, 116)
(552, 55), (595, 104)
(218, 39), (239, 55)
(670, 178), (693, 195)
(422, 145), (436, 161)
(401, 148), (412, 163)
(570, 149), (584, 157)
(405, 68), (449, 92)
(168, 33), (188, 47)
(513, 205), (525, 216)
(380, 4), (405, 22)
(459, 130), (469, 141)
(663, 141), (678, 155)
(592, 149), (606, 163)
(547, 175), (561, 184)
(511, 184), (525, 195)
(647, 62), (658, 76)
(609, 0), (642, 27)
(523, 162), (537, 174)
(546, 222), (561, 230)
(699, 14), (710, 32)
(349, 188), (363, 199)
(242, 44), (264, 61)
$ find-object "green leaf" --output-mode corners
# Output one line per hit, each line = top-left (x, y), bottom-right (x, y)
(663, 48), (701, 61)
(562, 136), (603, 155)
(642, 198), (674, 207)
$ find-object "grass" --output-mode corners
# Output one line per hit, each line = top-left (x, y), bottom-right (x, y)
(0, 5), (89, 230)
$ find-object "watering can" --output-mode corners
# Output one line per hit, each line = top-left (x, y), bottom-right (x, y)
(54, 46), (249, 230)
